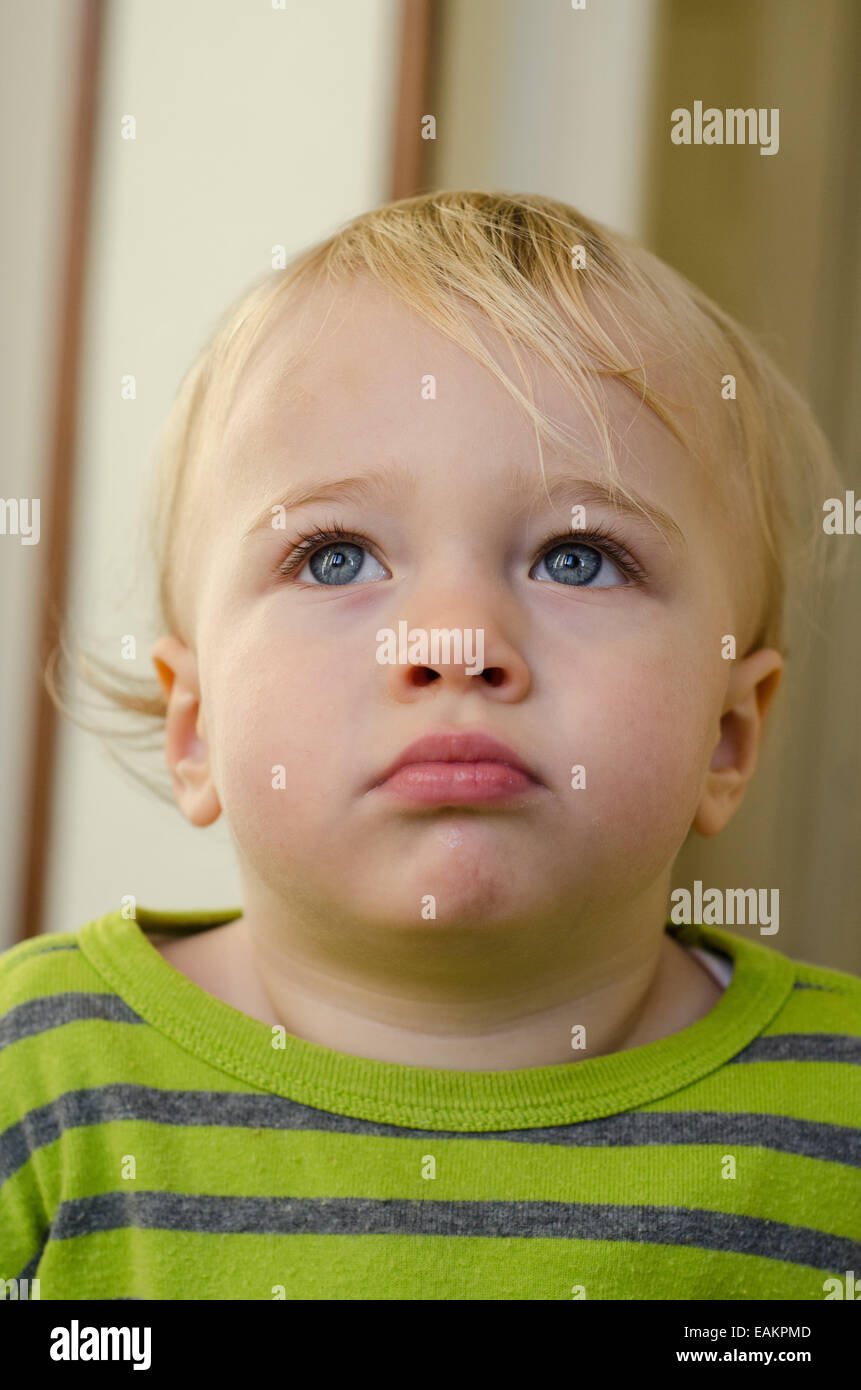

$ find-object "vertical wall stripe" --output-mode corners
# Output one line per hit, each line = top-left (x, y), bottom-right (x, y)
(390, 0), (443, 199)
(16, 0), (105, 943)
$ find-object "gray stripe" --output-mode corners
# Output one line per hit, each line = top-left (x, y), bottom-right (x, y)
(2, 1084), (858, 1187)
(25, 943), (80, 956)
(729, 1034), (861, 1065)
(0, 993), (144, 1053)
(50, 1191), (860, 1272)
(2, 944), (81, 975)
(793, 982), (833, 992)
(17, 1231), (48, 1283)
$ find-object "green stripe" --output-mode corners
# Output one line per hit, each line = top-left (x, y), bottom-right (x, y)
(31, 1231), (846, 1301)
(3, 1085), (859, 1187)
(5, 1122), (857, 1231)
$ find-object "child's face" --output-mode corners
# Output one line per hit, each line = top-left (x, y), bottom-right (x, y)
(158, 274), (776, 943)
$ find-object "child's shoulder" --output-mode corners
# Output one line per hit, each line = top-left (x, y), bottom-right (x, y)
(0, 919), (119, 1036)
(0, 918), (136, 1146)
(693, 924), (861, 1034)
(750, 945), (861, 1107)
(782, 949), (861, 1027)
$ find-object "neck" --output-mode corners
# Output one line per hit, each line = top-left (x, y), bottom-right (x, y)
(210, 881), (723, 1069)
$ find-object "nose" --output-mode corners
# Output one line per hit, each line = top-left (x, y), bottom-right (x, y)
(380, 591), (532, 705)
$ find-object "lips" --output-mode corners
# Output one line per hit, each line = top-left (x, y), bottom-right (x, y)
(371, 729), (542, 790)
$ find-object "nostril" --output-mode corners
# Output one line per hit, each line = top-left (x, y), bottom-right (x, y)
(406, 667), (440, 686)
(404, 667), (505, 686)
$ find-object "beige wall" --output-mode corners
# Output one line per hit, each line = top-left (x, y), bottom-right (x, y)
(429, 0), (659, 238)
(646, 0), (861, 972)
(0, 0), (82, 950)
(2, 0), (401, 944)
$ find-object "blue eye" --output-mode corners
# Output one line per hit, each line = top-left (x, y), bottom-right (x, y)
(531, 540), (628, 588)
(304, 540), (383, 586)
(276, 523), (645, 588)
(278, 527), (387, 586)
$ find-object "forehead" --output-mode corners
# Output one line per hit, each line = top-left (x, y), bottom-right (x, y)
(212, 273), (724, 540)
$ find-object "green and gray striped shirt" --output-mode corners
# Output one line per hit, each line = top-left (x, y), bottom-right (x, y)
(1, 906), (859, 1300)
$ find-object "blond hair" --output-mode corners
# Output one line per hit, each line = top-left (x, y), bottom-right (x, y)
(47, 190), (846, 799)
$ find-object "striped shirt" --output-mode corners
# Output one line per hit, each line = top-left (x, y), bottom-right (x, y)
(1, 906), (859, 1300)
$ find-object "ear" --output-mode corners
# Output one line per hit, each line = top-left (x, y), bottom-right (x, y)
(692, 647), (784, 838)
(152, 635), (221, 827)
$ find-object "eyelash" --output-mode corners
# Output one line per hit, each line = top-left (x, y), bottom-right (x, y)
(274, 517), (648, 585)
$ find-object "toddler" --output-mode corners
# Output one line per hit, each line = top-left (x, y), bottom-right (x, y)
(2, 191), (859, 1301)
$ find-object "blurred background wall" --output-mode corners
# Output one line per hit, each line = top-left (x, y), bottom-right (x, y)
(2, 0), (858, 970)
(1, 0), (83, 950)
(3, 0), (402, 943)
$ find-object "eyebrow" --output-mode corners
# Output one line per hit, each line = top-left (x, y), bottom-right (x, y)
(242, 462), (686, 551)
(242, 468), (418, 539)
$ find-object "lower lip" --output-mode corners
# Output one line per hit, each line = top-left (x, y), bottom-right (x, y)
(376, 761), (541, 804)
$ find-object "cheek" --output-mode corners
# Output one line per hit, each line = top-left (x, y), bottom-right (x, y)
(572, 637), (719, 857)
(198, 611), (368, 836)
